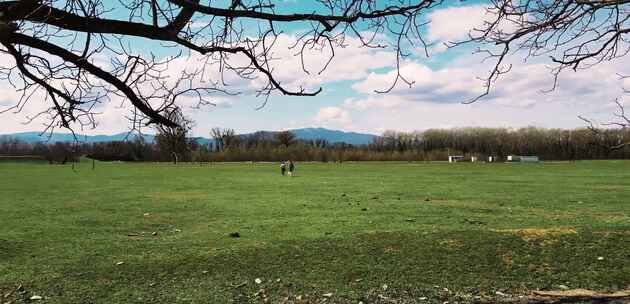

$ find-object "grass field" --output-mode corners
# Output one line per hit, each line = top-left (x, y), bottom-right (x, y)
(1, 160), (629, 303)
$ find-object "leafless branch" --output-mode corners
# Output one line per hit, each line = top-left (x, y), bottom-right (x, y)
(0, 0), (439, 133)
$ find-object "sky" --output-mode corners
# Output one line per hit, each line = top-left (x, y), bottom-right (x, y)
(1, 0), (629, 136)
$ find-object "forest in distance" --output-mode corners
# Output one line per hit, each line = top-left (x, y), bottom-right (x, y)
(1, 127), (629, 163)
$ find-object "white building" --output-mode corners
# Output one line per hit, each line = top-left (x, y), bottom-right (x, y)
(507, 155), (517, 161)
(520, 156), (539, 162)
(507, 155), (539, 162)
(448, 155), (464, 163)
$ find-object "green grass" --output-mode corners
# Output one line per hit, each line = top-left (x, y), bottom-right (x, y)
(1, 160), (629, 303)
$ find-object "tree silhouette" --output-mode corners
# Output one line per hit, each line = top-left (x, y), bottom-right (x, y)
(154, 106), (193, 163)
(275, 130), (295, 148)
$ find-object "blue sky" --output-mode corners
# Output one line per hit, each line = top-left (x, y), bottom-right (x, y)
(1, 0), (629, 136)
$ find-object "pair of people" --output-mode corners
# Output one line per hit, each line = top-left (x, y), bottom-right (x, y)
(280, 160), (295, 176)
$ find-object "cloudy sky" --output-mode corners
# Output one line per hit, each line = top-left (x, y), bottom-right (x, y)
(1, 1), (629, 136)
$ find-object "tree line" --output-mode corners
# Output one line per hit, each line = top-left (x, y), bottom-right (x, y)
(1, 127), (629, 163)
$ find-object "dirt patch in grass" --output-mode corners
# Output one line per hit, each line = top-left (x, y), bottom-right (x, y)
(596, 230), (630, 237)
(528, 262), (554, 274)
(501, 251), (514, 265)
(591, 184), (629, 191)
(541, 212), (577, 221)
(383, 246), (402, 254)
(592, 213), (630, 224)
(539, 239), (559, 247)
(493, 227), (577, 241)
(440, 239), (464, 250)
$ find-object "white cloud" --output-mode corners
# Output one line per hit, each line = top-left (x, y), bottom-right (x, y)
(425, 4), (520, 54)
(427, 5), (488, 43)
(352, 52), (628, 108)
(337, 45), (630, 134)
(337, 99), (610, 135)
(313, 106), (351, 124)
(343, 97), (407, 111)
(258, 34), (396, 91)
(352, 61), (484, 103)
(2, 17), (630, 137)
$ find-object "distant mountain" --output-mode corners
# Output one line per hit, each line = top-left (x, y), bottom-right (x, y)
(289, 128), (375, 145)
(0, 128), (376, 145)
(0, 132), (154, 144)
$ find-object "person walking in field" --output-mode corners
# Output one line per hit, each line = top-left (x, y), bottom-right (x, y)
(288, 160), (295, 177)
(280, 161), (286, 176)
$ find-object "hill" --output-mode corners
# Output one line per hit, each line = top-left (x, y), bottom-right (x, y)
(0, 128), (376, 145)
(0, 132), (155, 144)
(289, 128), (375, 145)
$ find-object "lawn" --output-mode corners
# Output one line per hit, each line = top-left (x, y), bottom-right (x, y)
(0, 160), (629, 303)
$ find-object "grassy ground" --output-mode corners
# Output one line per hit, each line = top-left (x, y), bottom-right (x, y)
(0, 160), (629, 303)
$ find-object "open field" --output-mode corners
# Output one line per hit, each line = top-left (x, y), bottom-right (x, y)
(1, 160), (629, 303)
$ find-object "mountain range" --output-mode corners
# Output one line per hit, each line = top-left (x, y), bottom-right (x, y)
(0, 128), (376, 146)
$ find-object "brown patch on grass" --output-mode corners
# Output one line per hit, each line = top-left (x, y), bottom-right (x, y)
(493, 227), (577, 241)
(501, 251), (514, 265)
(595, 230), (630, 238)
(252, 241), (269, 249)
(542, 212), (577, 221)
(440, 239), (464, 249)
(591, 184), (629, 191)
(592, 213), (630, 224)
(528, 262), (554, 274)
(540, 239), (559, 247)
(384, 246), (402, 253)
(96, 277), (112, 285)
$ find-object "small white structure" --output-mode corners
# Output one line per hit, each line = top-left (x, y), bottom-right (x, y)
(520, 156), (539, 162)
(471, 156), (478, 163)
(488, 156), (496, 162)
(507, 155), (519, 162)
(507, 155), (539, 162)
(448, 155), (464, 163)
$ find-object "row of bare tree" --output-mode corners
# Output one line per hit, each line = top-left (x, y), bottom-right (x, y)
(374, 127), (630, 160)
(2, 127), (629, 163)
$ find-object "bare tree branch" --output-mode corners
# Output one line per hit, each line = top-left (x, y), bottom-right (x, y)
(0, 0), (438, 132)
(454, 0), (630, 102)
